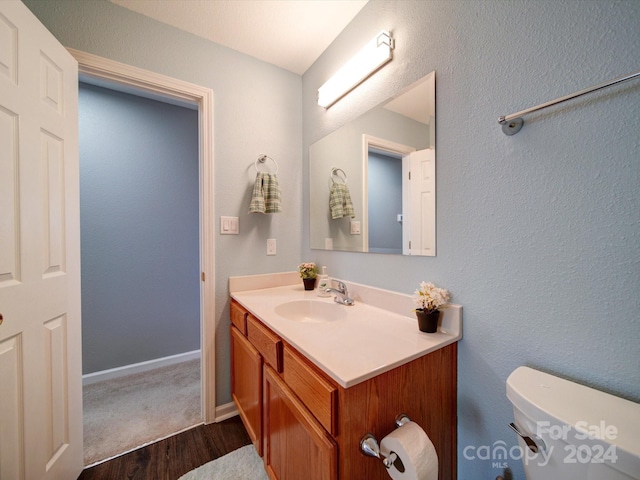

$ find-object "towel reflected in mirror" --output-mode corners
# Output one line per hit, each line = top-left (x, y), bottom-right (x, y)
(329, 183), (354, 219)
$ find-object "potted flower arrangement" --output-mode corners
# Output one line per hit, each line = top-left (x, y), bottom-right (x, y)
(413, 281), (450, 333)
(298, 262), (318, 290)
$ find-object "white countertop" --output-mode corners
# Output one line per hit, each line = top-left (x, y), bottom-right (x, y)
(230, 273), (462, 388)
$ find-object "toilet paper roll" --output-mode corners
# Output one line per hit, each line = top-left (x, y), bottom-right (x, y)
(379, 421), (438, 480)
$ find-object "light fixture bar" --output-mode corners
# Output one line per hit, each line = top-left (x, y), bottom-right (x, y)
(317, 31), (395, 108)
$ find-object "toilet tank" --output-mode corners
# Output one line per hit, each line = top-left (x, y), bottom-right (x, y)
(506, 366), (640, 480)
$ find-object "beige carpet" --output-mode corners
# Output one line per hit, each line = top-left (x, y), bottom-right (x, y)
(178, 445), (268, 480)
(83, 359), (201, 466)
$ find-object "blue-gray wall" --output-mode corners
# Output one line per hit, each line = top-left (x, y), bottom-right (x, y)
(24, 0), (303, 405)
(79, 83), (199, 374)
(303, 1), (640, 478)
(368, 151), (402, 253)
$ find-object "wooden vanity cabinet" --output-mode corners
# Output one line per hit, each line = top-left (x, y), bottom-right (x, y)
(336, 343), (458, 480)
(230, 300), (283, 456)
(264, 365), (337, 480)
(230, 299), (457, 480)
(230, 322), (262, 454)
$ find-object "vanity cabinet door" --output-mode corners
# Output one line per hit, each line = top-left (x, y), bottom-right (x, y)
(231, 326), (263, 455)
(264, 365), (337, 480)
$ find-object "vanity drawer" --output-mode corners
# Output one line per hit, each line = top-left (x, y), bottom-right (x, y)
(283, 346), (338, 436)
(247, 315), (283, 373)
(230, 300), (248, 335)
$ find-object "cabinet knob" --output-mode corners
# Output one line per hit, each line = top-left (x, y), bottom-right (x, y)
(0, 313), (3, 325)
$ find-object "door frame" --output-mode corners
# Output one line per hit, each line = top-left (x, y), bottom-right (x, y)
(362, 134), (415, 253)
(68, 49), (217, 423)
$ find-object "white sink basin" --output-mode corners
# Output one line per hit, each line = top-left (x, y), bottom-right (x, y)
(274, 300), (348, 323)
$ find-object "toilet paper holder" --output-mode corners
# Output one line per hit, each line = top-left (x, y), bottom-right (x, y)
(360, 413), (410, 472)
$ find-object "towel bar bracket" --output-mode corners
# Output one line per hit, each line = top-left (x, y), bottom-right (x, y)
(499, 117), (524, 136)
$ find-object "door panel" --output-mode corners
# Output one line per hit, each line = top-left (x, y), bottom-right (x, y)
(0, 11), (18, 82)
(0, 2), (82, 479)
(0, 334), (24, 480)
(43, 314), (69, 469)
(0, 105), (19, 284)
(40, 52), (63, 113)
(41, 130), (65, 276)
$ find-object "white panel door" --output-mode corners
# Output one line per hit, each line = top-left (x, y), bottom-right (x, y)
(404, 148), (436, 256)
(0, 2), (82, 479)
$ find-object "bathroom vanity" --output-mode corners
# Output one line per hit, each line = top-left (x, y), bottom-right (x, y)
(229, 273), (462, 480)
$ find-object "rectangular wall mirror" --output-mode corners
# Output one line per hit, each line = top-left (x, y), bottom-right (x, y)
(309, 71), (436, 255)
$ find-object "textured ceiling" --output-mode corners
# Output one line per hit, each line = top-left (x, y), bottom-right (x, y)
(109, 0), (369, 75)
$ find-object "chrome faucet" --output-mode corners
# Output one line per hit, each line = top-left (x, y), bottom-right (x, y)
(325, 281), (355, 306)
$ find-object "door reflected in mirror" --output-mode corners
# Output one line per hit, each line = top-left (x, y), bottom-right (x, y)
(309, 71), (436, 255)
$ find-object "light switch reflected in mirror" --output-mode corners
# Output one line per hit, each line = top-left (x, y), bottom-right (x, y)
(309, 71), (436, 256)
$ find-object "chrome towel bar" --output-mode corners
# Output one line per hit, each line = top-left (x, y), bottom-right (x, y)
(499, 69), (640, 135)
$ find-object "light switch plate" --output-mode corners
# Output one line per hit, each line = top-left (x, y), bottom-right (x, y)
(220, 216), (239, 234)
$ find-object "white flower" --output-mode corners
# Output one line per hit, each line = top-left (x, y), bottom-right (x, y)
(413, 281), (450, 313)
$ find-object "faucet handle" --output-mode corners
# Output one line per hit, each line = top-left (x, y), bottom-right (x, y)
(336, 281), (347, 293)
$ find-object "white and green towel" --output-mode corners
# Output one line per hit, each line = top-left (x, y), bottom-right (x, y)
(329, 182), (354, 219)
(249, 172), (281, 214)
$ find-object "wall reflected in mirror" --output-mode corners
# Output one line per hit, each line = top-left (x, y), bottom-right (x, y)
(309, 71), (436, 255)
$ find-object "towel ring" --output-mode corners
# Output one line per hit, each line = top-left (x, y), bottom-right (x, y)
(255, 154), (279, 174)
(331, 167), (347, 185)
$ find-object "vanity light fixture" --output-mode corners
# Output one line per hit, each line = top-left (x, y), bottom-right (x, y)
(317, 31), (395, 108)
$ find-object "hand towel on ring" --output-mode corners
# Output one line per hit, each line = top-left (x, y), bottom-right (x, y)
(249, 172), (281, 214)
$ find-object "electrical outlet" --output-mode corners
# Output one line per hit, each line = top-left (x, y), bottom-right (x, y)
(267, 238), (276, 255)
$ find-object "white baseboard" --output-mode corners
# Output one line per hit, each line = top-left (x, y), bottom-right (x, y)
(214, 401), (238, 422)
(83, 350), (201, 386)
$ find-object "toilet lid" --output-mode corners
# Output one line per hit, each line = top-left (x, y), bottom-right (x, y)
(507, 366), (640, 476)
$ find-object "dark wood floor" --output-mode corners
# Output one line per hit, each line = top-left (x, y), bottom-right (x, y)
(77, 416), (251, 480)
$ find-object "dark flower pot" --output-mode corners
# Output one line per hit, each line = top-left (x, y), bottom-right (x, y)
(416, 309), (440, 333)
(302, 278), (316, 290)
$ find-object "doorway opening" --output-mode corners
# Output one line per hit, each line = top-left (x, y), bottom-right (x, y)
(363, 134), (436, 256)
(79, 81), (201, 465)
(362, 135), (415, 253)
(69, 50), (216, 465)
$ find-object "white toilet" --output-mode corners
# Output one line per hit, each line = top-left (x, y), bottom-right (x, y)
(506, 366), (640, 479)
